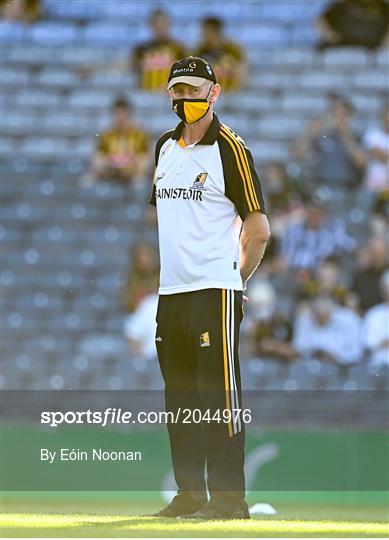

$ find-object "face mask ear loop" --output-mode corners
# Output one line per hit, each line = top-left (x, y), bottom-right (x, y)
(206, 85), (214, 104)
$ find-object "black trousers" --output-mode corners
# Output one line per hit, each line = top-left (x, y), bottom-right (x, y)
(155, 288), (246, 512)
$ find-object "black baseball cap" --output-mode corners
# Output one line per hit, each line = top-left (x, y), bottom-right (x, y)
(167, 56), (217, 90)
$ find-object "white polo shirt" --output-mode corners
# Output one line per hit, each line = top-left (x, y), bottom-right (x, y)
(149, 114), (266, 295)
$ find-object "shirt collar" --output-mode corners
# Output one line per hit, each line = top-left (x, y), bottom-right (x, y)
(172, 113), (220, 146)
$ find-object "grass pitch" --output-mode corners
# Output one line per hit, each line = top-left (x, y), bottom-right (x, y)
(1, 497), (388, 537)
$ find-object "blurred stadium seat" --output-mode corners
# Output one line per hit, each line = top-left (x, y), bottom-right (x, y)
(30, 22), (78, 45)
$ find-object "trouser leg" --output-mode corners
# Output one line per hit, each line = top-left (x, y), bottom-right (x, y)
(187, 288), (247, 513)
(155, 294), (207, 501)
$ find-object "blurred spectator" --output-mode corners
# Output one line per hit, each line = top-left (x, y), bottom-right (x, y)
(352, 236), (388, 312)
(245, 280), (296, 362)
(293, 297), (362, 365)
(0, 0), (40, 23)
(194, 16), (246, 91)
(297, 258), (351, 307)
(363, 104), (389, 194)
(316, 0), (389, 50)
(133, 9), (186, 90)
(82, 97), (150, 187)
(290, 116), (323, 186)
(124, 293), (158, 361)
(122, 241), (159, 314)
(263, 161), (304, 217)
(262, 161), (304, 258)
(295, 95), (366, 194)
(280, 196), (356, 272)
(361, 270), (389, 366)
(77, 9), (185, 91)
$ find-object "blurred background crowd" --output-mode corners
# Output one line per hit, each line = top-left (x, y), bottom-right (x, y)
(1, 0), (388, 408)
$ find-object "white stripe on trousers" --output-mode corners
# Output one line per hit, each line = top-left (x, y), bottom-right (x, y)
(226, 289), (242, 435)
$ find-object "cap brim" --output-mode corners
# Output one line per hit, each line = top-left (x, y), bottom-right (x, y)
(167, 76), (207, 90)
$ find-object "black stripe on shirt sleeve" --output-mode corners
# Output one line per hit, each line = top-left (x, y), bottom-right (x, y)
(218, 130), (266, 220)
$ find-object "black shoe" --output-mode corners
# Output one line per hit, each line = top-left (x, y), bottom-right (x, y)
(178, 504), (250, 520)
(147, 494), (205, 518)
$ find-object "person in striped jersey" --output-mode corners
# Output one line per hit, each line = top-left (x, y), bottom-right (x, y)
(133, 9), (186, 91)
(148, 57), (270, 520)
(87, 97), (150, 186)
(76, 10), (186, 92)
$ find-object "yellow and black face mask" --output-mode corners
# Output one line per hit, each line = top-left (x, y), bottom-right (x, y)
(172, 87), (212, 124)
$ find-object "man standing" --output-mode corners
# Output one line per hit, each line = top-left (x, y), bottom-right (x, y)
(148, 56), (270, 520)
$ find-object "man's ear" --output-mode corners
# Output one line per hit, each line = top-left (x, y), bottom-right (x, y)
(210, 83), (221, 104)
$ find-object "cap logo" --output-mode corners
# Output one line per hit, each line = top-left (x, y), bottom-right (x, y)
(189, 61), (197, 68)
(173, 67), (195, 74)
(206, 65), (212, 75)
